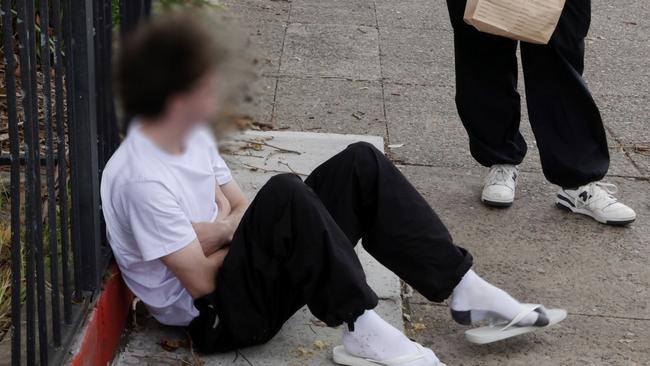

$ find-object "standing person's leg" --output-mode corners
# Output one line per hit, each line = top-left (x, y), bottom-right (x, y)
(446, 0), (526, 168)
(306, 143), (549, 328)
(520, 0), (607, 187)
(447, 0), (526, 207)
(520, 0), (636, 225)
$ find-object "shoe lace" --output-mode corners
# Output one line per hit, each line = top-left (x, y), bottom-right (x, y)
(573, 182), (619, 209)
(486, 165), (516, 186)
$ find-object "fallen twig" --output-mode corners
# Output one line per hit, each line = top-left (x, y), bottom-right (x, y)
(242, 163), (307, 177)
(233, 350), (254, 366)
(239, 139), (302, 155)
(614, 142), (650, 155)
(184, 331), (205, 366)
(227, 152), (266, 159)
(278, 161), (306, 176)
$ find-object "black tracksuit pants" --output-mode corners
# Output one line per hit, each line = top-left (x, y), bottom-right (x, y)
(188, 142), (473, 353)
(446, 0), (609, 188)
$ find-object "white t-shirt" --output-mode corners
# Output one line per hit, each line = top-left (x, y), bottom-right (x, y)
(100, 122), (232, 326)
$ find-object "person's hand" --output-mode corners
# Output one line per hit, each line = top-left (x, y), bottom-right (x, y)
(192, 219), (235, 255)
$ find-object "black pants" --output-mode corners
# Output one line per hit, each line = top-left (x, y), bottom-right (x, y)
(188, 142), (473, 353)
(446, 0), (609, 188)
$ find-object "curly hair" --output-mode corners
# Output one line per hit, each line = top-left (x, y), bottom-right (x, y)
(114, 12), (226, 120)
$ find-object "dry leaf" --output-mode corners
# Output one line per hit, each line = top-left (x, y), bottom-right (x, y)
(294, 346), (313, 357)
(411, 323), (426, 332)
(158, 337), (186, 352)
(352, 111), (366, 120)
(310, 318), (327, 327)
(313, 340), (330, 351)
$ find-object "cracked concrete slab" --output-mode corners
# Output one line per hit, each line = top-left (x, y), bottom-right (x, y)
(242, 22), (287, 75)
(585, 38), (650, 97)
(401, 165), (650, 320)
(591, 0), (650, 42)
(273, 78), (386, 136)
(227, 76), (277, 126)
(220, 0), (290, 24)
(405, 303), (650, 366)
(290, 0), (376, 27)
(375, 0), (452, 31)
(280, 23), (381, 80)
(384, 83), (644, 179)
(379, 27), (455, 85)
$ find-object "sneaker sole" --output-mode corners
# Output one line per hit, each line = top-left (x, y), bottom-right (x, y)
(482, 196), (514, 208)
(555, 199), (636, 226)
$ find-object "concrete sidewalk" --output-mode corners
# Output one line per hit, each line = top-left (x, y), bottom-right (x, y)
(116, 0), (649, 365)
(217, 0), (650, 365)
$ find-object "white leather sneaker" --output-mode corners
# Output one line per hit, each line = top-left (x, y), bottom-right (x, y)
(481, 165), (519, 207)
(556, 182), (636, 225)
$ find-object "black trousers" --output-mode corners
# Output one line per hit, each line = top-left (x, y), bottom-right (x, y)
(188, 142), (473, 353)
(446, 0), (609, 188)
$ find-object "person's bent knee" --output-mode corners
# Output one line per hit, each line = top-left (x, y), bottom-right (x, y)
(258, 173), (313, 204)
(346, 141), (379, 154)
(345, 141), (386, 165)
(263, 173), (304, 193)
(343, 141), (381, 161)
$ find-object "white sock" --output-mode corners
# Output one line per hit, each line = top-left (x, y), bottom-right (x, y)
(342, 310), (441, 366)
(450, 270), (547, 326)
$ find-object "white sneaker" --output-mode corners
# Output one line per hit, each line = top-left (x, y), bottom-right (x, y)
(556, 182), (636, 225)
(481, 164), (519, 207)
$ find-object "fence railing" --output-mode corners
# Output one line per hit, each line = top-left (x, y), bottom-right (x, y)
(0, 0), (151, 364)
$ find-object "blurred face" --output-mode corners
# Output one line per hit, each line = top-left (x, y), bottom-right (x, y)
(165, 69), (222, 132)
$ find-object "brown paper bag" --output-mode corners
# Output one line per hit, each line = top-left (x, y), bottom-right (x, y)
(464, 0), (566, 44)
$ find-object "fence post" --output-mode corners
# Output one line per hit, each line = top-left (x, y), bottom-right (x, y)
(66, 0), (103, 291)
(120, 0), (150, 37)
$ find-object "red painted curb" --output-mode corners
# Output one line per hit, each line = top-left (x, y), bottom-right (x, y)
(69, 263), (133, 366)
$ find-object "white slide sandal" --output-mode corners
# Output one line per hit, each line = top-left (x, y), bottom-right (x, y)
(333, 342), (446, 366)
(464, 304), (567, 345)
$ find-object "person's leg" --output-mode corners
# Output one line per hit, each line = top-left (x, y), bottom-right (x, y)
(189, 174), (442, 365)
(520, 0), (608, 188)
(446, 0), (527, 167)
(189, 174), (378, 353)
(520, 0), (635, 225)
(306, 142), (471, 302)
(305, 142), (547, 327)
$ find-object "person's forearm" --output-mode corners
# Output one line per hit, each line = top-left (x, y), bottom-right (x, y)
(195, 220), (234, 255)
(220, 200), (247, 229)
(161, 241), (228, 299)
(194, 183), (249, 255)
(192, 247), (229, 298)
(200, 202), (247, 255)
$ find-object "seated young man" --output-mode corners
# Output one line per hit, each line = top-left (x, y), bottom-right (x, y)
(102, 13), (564, 366)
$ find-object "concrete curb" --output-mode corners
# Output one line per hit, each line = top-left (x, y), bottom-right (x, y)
(67, 264), (134, 366)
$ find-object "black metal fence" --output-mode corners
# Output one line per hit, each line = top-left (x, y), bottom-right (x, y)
(0, 0), (150, 364)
